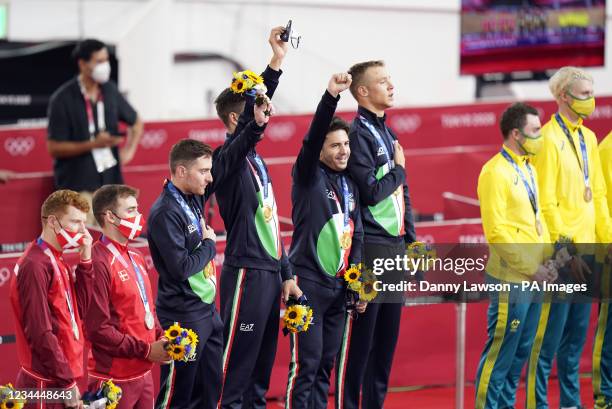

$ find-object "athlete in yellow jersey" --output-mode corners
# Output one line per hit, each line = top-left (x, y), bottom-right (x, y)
(475, 102), (556, 409)
(528, 67), (612, 409)
(593, 131), (612, 409)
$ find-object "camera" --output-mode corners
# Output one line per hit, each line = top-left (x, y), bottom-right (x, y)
(280, 19), (292, 42)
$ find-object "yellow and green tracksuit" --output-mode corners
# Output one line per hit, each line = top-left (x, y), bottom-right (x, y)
(528, 114), (612, 409)
(593, 131), (612, 409)
(475, 145), (552, 409)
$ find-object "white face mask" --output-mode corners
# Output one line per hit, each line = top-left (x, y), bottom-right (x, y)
(92, 61), (111, 84)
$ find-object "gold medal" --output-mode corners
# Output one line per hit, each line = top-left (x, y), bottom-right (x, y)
(341, 232), (352, 250)
(204, 262), (214, 279)
(263, 205), (273, 222)
(535, 219), (543, 237)
(584, 187), (592, 202)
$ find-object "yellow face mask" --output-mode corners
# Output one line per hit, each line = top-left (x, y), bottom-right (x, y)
(567, 92), (596, 118)
(518, 130), (543, 156)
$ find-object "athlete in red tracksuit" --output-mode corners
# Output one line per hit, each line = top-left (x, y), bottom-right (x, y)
(10, 190), (93, 409)
(80, 184), (170, 409)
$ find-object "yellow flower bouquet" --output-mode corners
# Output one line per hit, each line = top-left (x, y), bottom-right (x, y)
(0, 384), (25, 409)
(230, 70), (268, 106)
(164, 323), (199, 362)
(82, 379), (122, 409)
(343, 264), (378, 303)
(282, 295), (313, 335)
(406, 241), (437, 272)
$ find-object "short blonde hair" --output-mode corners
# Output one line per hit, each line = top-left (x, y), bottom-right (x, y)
(548, 66), (593, 99)
(348, 60), (385, 100)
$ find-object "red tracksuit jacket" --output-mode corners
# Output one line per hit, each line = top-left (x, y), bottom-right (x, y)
(10, 239), (89, 388)
(81, 237), (162, 380)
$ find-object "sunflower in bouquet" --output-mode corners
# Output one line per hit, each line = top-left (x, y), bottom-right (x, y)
(164, 323), (199, 362)
(82, 379), (122, 409)
(343, 264), (378, 302)
(101, 380), (122, 409)
(406, 241), (437, 272)
(0, 384), (25, 409)
(230, 69), (269, 108)
(283, 295), (313, 335)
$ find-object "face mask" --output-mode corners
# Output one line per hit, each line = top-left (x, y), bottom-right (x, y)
(55, 221), (85, 249)
(518, 130), (543, 156)
(92, 61), (111, 84)
(113, 212), (144, 240)
(567, 92), (595, 119)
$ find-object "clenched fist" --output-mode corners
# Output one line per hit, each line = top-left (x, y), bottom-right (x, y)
(327, 73), (352, 98)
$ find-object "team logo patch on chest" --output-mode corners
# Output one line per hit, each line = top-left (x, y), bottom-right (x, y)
(348, 193), (355, 211)
(187, 224), (197, 234)
(118, 269), (130, 282)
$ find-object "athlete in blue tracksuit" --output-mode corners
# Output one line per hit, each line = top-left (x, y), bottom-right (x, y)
(337, 61), (416, 409)
(215, 27), (302, 409)
(284, 74), (364, 409)
(148, 101), (271, 409)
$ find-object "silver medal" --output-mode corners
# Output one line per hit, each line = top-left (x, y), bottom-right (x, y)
(145, 310), (155, 330)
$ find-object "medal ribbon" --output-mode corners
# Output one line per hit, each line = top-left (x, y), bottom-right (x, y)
(102, 236), (152, 319)
(167, 181), (202, 237)
(359, 115), (395, 170)
(500, 149), (540, 219)
(555, 113), (590, 189)
(37, 238), (79, 340)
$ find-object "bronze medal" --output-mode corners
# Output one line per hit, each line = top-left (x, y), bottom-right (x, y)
(535, 219), (543, 236)
(584, 186), (592, 202)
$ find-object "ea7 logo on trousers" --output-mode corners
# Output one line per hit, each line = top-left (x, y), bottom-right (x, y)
(4, 136), (35, 156)
(239, 323), (254, 332)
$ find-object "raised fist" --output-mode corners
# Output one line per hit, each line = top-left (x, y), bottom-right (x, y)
(327, 73), (352, 98)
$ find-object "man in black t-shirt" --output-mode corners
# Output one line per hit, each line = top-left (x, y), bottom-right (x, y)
(47, 39), (143, 222)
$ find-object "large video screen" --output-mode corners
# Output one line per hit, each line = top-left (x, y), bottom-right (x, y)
(460, 0), (606, 75)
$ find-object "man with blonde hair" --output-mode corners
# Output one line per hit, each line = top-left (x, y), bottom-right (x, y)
(9, 190), (93, 409)
(528, 67), (612, 409)
(337, 60), (416, 409)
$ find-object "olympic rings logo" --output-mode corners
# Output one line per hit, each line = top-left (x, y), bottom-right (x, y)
(0, 267), (11, 287)
(140, 130), (168, 149)
(390, 114), (421, 134)
(4, 136), (35, 156)
(266, 122), (295, 141)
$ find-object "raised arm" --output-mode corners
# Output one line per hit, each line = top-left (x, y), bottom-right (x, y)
(293, 73), (352, 186)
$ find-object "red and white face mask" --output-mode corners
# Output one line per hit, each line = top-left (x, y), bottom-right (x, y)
(114, 213), (145, 240)
(55, 225), (85, 249)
